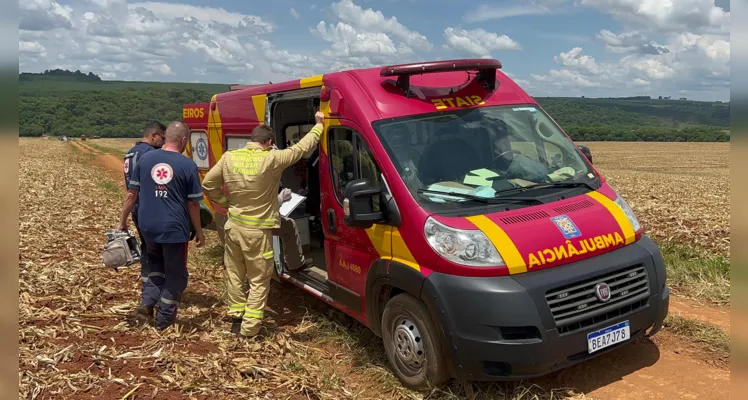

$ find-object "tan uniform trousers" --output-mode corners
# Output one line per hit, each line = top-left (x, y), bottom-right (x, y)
(223, 219), (274, 336)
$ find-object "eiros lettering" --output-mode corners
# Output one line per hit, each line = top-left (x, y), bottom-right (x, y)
(183, 107), (205, 119)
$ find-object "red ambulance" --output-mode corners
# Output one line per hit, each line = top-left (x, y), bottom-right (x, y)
(182, 59), (669, 391)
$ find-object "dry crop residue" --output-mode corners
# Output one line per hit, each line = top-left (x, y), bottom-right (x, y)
(19, 138), (730, 400)
(578, 142), (730, 258)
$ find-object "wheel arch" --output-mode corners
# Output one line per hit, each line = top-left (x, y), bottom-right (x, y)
(365, 259), (426, 337)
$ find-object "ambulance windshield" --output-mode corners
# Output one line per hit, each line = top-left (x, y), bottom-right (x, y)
(373, 104), (599, 211)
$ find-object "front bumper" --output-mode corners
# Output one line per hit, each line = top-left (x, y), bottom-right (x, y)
(420, 234), (669, 381)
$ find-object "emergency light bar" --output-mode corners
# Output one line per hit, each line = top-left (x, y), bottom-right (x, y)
(380, 59), (502, 95)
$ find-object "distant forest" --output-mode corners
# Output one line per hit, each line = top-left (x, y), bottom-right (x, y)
(19, 69), (729, 141)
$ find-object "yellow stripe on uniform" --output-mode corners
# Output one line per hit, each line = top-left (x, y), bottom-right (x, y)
(300, 75), (323, 88)
(228, 212), (276, 227)
(587, 191), (636, 245)
(467, 215), (528, 274)
(262, 250), (274, 259)
(244, 308), (264, 319)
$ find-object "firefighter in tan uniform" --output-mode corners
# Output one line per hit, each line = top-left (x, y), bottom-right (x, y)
(202, 111), (324, 337)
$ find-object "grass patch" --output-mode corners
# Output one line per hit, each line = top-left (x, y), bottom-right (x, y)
(87, 142), (126, 156)
(664, 315), (729, 363)
(659, 241), (730, 305)
(97, 180), (122, 196)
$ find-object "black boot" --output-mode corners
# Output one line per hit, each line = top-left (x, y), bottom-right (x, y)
(289, 258), (314, 272)
(136, 305), (154, 318)
(231, 318), (243, 335)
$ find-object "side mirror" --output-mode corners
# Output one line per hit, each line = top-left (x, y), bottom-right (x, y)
(577, 144), (593, 164)
(343, 178), (384, 228)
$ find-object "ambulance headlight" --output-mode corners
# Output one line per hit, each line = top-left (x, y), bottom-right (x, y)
(424, 217), (505, 267)
(613, 190), (641, 232)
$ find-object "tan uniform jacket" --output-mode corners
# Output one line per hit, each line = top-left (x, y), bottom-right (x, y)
(202, 124), (323, 230)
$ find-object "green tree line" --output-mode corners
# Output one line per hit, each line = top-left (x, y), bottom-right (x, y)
(20, 88), (212, 137)
(19, 72), (730, 141)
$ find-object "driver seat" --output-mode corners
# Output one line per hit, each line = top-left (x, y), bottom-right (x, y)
(418, 133), (482, 185)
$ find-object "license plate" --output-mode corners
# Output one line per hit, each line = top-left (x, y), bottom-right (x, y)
(587, 321), (630, 353)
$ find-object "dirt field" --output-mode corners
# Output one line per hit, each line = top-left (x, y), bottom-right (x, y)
(577, 142), (730, 258)
(19, 138), (730, 399)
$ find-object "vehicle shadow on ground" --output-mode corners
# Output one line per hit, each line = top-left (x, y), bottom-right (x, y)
(263, 280), (663, 397)
(524, 337), (661, 394)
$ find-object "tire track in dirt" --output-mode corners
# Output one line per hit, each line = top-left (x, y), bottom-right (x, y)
(74, 139), (731, 400)
(70, 141), (125, 182)
(668, 297), (730, 331)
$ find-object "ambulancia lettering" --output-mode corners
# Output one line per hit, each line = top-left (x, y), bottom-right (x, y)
(431, 95), (485, 110)
(527, 232), (625, 269)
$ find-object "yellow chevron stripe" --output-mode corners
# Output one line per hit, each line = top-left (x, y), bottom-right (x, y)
(467, 215), (527, 274)
(252, 94), (266, 124)
(587, 191), (636, 245)
(300, 75), (323, 88)
(208, 95), (223, 166)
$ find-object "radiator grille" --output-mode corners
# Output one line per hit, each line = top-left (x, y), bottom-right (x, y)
(545, 264), (650, 334)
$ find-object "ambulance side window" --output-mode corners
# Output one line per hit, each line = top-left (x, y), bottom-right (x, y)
(328, 127), (384, 212)
(329, 128), (355, 202)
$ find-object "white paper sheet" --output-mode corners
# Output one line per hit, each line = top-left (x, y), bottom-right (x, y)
(463, 168), (500, 186)
(280, 192), (306, 216)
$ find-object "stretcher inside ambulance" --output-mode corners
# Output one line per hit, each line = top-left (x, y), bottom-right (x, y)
(187, 59), (669, 392)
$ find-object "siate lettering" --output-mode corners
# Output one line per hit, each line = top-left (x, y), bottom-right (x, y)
(431, 95), (486, 110)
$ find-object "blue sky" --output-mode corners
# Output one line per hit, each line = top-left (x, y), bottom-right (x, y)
(19, 0), (730, 100)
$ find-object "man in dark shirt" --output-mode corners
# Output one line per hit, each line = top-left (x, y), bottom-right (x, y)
(117, 121), (205, 331)
(123, 121), (165, 319)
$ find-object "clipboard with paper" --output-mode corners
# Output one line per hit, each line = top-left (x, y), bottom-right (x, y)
(280, 192), (306, 216)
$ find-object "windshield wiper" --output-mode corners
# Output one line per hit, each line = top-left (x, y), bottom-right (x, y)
(418, 189), (491, 203)
(417, 189), (542, 205)
(495, 181), (596, 197)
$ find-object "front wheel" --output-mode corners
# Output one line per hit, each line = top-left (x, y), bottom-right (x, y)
(381, 293), (450, 391)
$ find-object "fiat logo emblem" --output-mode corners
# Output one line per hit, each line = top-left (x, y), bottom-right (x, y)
(594, 282), (611, 303)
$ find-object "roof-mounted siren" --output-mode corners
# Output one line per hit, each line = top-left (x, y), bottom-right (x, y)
(379, 58), (502, 97)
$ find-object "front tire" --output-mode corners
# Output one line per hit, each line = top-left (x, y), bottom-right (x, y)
(381, 293), (450, 391)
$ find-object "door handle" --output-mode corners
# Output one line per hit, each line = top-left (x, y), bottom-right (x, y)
(327, 209), (337, 234)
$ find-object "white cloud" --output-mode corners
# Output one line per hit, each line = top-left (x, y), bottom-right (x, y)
(20, 0), (74, 31)
(290, 8), (301, 20)
(16, 0), (729, 100)
(19, 41), (47, 57)
(128, 2), (274, 33)
(330, 0), (432, 52)
(463, 2), (554, 22)
(532, 32), (730, 97)
(443, 28), (522, 57)
(575, 0), (729, 35)
(553, 47), (603, 74)
(596, 29), (670, 54)
(466, 0), (729, 36)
